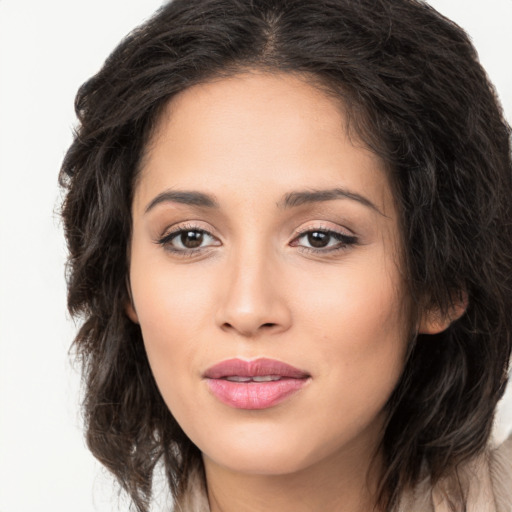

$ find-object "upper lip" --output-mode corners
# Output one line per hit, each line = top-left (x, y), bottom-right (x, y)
(203, 358), (310, 379)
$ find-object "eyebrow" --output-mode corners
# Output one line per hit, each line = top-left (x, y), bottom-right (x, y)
(144, 187), (384, 215)
(278, 188), (383, 215)
(145, 190), (218, 213)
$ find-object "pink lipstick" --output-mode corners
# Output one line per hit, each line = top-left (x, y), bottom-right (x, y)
(203, 358), (310, 410)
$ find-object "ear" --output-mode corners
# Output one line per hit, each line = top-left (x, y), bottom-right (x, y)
(126, 301), (139, 324)
(418, 291), (468, 335)
(125, 276), (139, 324)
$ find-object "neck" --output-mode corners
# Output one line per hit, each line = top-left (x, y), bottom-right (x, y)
(202, 441), (384, 512)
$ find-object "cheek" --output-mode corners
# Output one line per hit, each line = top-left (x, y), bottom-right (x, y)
(128, 247), (208, 397)
(129, 241), (215, 339)
(296, 256), (408, 413)
(299, 253), (406, 351)
(133, 297), (204, 370)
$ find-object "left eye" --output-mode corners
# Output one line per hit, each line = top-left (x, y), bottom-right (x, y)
(292, 229), (358, 252)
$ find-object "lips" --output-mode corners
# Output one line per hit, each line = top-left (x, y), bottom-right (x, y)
(203, 358), (310, 410)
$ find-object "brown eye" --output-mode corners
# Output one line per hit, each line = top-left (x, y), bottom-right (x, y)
(306, 231), (330, 248)
(157, 225), (220, 256)
(178, 230), (204, 249)
(292, 228), (358, 255)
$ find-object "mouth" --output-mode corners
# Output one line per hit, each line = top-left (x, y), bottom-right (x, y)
(203, 358), (311, 410)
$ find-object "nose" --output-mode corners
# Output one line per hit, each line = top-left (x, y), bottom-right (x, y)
(215, 246), (292, 338)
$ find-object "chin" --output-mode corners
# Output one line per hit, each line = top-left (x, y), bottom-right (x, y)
(196, 419), (342, 477)
(204, 443), (320, 476)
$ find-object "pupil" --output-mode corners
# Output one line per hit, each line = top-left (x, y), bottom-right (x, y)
(308, 232), (329, 248)
(181, 231), (203, 248)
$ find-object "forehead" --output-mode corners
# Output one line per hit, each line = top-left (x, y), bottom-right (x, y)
(146, 72), (345, 156)
(136, 71), (393, 217)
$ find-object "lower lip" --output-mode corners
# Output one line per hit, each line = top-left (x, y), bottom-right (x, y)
(205, 378), (309, 410)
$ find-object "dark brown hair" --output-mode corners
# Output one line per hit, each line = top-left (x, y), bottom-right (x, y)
(59, 0), (512, 510)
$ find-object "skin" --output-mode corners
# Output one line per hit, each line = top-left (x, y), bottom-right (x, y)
(128, 71), (445, 512)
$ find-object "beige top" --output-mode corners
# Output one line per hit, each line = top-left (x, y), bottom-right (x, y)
(398, 433), (512, 512)
(175, 434), (512, 512)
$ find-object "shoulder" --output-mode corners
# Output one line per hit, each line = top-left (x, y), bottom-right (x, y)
(489, 432), (512, 512)
(398, 433), (512, 512)
(434, 433), (512, 512)
(436, 433), (512, 512)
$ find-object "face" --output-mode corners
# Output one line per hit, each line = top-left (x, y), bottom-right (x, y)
(129, 71), (409, 477)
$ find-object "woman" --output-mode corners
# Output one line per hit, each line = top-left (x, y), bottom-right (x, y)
(59, 0), (512, 510)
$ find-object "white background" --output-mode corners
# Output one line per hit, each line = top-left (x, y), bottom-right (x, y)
(0, 1), (511, 511)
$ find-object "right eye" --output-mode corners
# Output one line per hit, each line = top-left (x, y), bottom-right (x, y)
(157, 224), (220, 257)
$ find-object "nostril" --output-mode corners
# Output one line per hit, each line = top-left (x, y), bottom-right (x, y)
(221, 322), (277, 338)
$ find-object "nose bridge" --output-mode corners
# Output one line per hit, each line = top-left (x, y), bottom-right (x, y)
(216, 235), (290, 337)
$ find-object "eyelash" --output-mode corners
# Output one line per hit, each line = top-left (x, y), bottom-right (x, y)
(156, 223), (358, 258)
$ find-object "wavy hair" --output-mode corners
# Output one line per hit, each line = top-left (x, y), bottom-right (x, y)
(59, 0), (512, 510)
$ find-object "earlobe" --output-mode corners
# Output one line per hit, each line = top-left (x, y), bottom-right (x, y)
(125, 276), (140, 324)
(418, 292), (468, 335)
(126, 301), (140, 324)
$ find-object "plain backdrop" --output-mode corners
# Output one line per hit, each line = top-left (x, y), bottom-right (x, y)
(0, 1), (511, 511)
